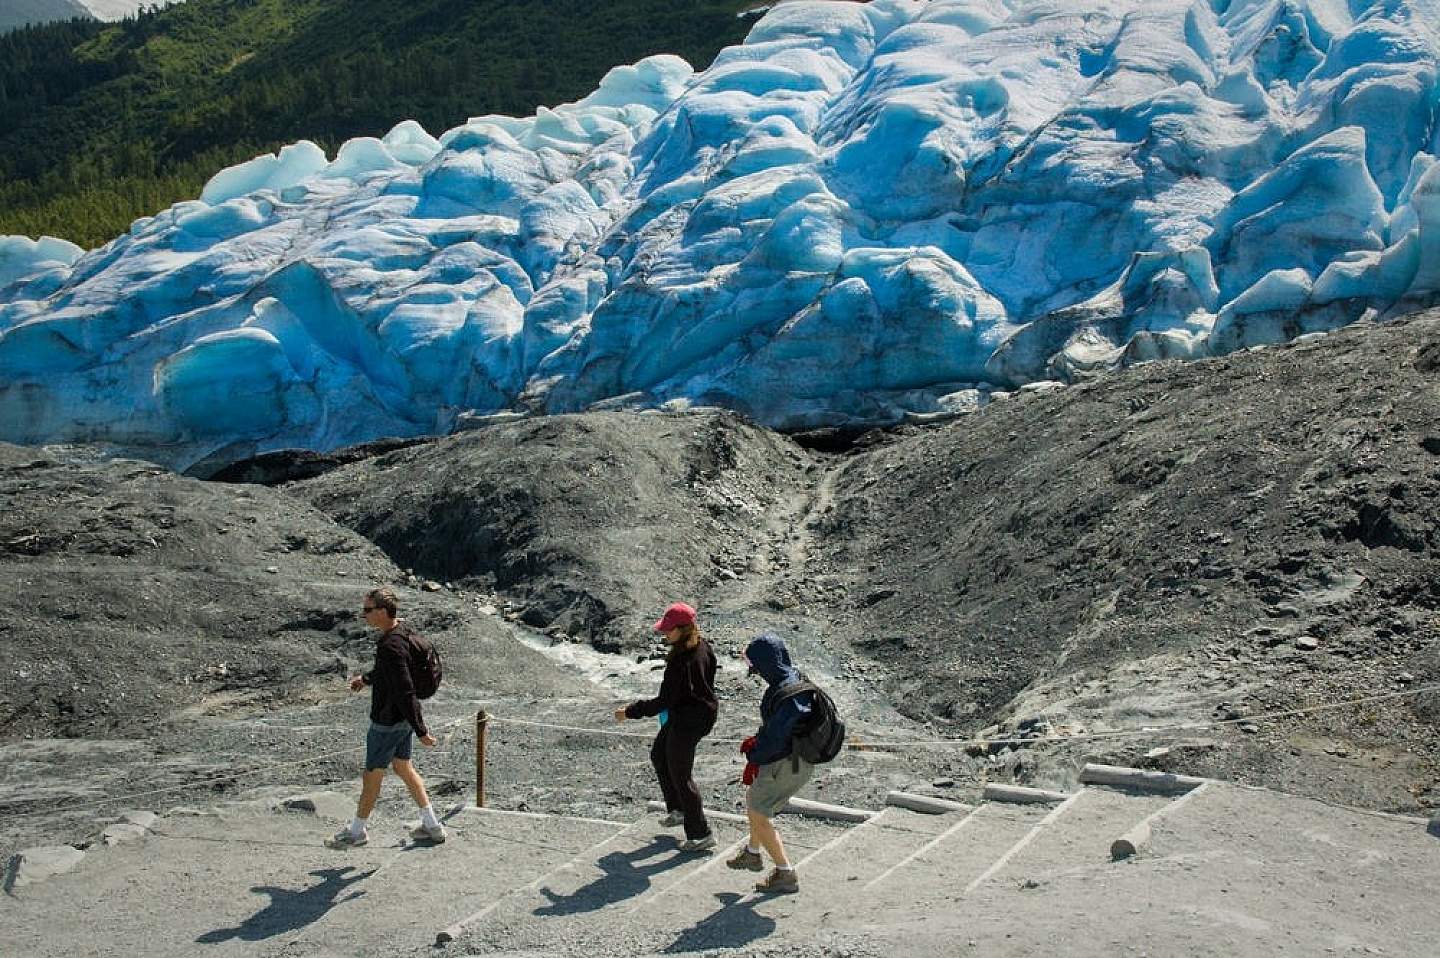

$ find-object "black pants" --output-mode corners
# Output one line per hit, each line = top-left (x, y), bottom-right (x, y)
(651, 720), (713, 840)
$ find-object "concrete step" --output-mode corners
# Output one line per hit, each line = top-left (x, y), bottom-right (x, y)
(861, 798), (1055, 912)
(1126, 781), (1440, 957)
(964, 787), (1176, 893)
(462, 812), (853, 955)
(730, 805), (972, 936)
(847, 781), (1440, 958)
(5, 803), (625, 958)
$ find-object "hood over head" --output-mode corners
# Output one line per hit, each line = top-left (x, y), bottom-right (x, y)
(744, 632), (799, 687)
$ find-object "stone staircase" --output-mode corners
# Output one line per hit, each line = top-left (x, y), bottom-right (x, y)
(5, 772), (1438, 958)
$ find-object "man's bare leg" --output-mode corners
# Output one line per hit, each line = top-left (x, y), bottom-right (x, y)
(392, 758), (431, 809)
(356, 767), (386, 819)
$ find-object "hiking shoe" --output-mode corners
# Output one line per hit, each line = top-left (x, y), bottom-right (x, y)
(409, 822), (448, 844)
(754, 868), (799, 894)
(726, 848), (764, 872)
(658, 810), (685, 828)
(326, 828), (368, 849)
(678, 833), (716, 853)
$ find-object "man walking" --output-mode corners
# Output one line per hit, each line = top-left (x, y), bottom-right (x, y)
(727, 633), (816, 894)
(329, 587), (446, 848)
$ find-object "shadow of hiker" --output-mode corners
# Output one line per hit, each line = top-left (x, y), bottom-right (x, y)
(662, 892), (776, 953)
(533, 835), (692, 916)
(196, 865), (375, 943)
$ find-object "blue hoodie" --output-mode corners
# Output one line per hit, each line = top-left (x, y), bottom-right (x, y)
(745, 633), (813, 766)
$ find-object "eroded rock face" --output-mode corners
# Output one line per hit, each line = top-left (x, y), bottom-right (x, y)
(809, 309), (1440, 805)
(5, 1), (1440, 468)
(290, 410), (809, 651)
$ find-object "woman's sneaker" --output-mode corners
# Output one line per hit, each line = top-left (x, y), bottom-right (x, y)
(725, 848), (763, 872)
(326, 828), (368, 849)
(754, 868), (799, 894)
(658, 810), (685, 827)
(678, 833), (716, 853)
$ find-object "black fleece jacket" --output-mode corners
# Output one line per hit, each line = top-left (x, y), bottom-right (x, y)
(625, 638), (719, 729)
(363, 622), (428, 736)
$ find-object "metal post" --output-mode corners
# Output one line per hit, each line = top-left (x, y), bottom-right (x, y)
(475, 709), (489, 809)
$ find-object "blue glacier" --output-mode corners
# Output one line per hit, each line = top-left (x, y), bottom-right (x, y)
(3, 0), (1440, 468)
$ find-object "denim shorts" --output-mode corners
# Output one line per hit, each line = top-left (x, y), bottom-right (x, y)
(365, 721), (414, 770)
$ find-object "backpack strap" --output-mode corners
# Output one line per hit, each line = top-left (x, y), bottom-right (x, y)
(772, 680), (824, 771)
(770, 680), (818, 712)
(771, 680), (821, 735)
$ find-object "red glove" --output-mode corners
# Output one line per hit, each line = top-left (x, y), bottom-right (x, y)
(740, 735), (757, 755)
(741, 761), (759, 786)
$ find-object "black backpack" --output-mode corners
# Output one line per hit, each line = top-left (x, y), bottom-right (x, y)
(397, 625), (442, 700)
(773, 678), (845, 764)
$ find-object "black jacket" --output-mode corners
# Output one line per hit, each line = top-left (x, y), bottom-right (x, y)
(626, 638), (719, 730)
(363, 622), (428, 736)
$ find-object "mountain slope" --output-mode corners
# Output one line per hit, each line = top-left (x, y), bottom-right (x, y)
(0, 0), (761, 246)
(0, 1), (93, 34)
(80, 1), (183, 20)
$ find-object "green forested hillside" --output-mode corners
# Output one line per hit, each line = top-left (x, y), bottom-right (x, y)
(0, 0), (759, 248)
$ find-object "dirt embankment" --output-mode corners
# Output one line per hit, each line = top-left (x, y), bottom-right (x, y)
(289, 410), (808, 652)
(0, 445), (574, 741)
(807, 313), (1440, 809)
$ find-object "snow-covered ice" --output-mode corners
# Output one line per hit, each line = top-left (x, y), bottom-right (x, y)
(3, 0), (1440, 468)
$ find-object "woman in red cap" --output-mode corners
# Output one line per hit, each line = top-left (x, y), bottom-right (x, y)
(614, 601), (719, 852)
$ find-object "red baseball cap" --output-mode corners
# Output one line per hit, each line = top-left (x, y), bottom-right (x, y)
(653, 602), (697, 632)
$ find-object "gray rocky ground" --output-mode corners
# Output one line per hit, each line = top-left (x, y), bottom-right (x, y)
(2, 307), (1440, 955)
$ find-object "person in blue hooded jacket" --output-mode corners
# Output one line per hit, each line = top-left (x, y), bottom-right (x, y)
(726, 632), (813, 894)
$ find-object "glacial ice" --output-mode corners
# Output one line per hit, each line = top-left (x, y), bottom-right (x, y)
(3, 0), (1440, 468)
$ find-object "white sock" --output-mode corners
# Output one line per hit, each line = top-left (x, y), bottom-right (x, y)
(746, 845), (760, 855)
(419, 805), (440, 829)
(776, 864), (794, 872)
(350, 816), (368, 836)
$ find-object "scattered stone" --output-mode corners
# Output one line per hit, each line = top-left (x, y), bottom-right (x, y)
(1295, 636), (1320, 651)
(281, 791), (355, 821)
(5, 845), (85, 888)
(1144, 747), (1172, 761)
(264, 565), (279, 574)
(477, 603), (498, 616)
(423, 580), (442, 592)
(121, 810), (158, 830)
(932, 778), (956, 788)
(101, 823), (147, 846)
(1240, 723), (1260, 734)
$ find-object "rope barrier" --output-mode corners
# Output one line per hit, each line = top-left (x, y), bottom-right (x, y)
(487, 681), (1440, 749)
(4, 682), (1435, 825)
(0, 714), (474, 822)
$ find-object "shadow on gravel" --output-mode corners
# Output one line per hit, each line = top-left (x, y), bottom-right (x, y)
(195, 865), (375, 943)
(533, 835), (691, 916)
(662, 892), (775, 953)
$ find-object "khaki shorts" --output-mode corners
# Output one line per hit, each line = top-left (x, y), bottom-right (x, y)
(746, 754), (814, 817)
